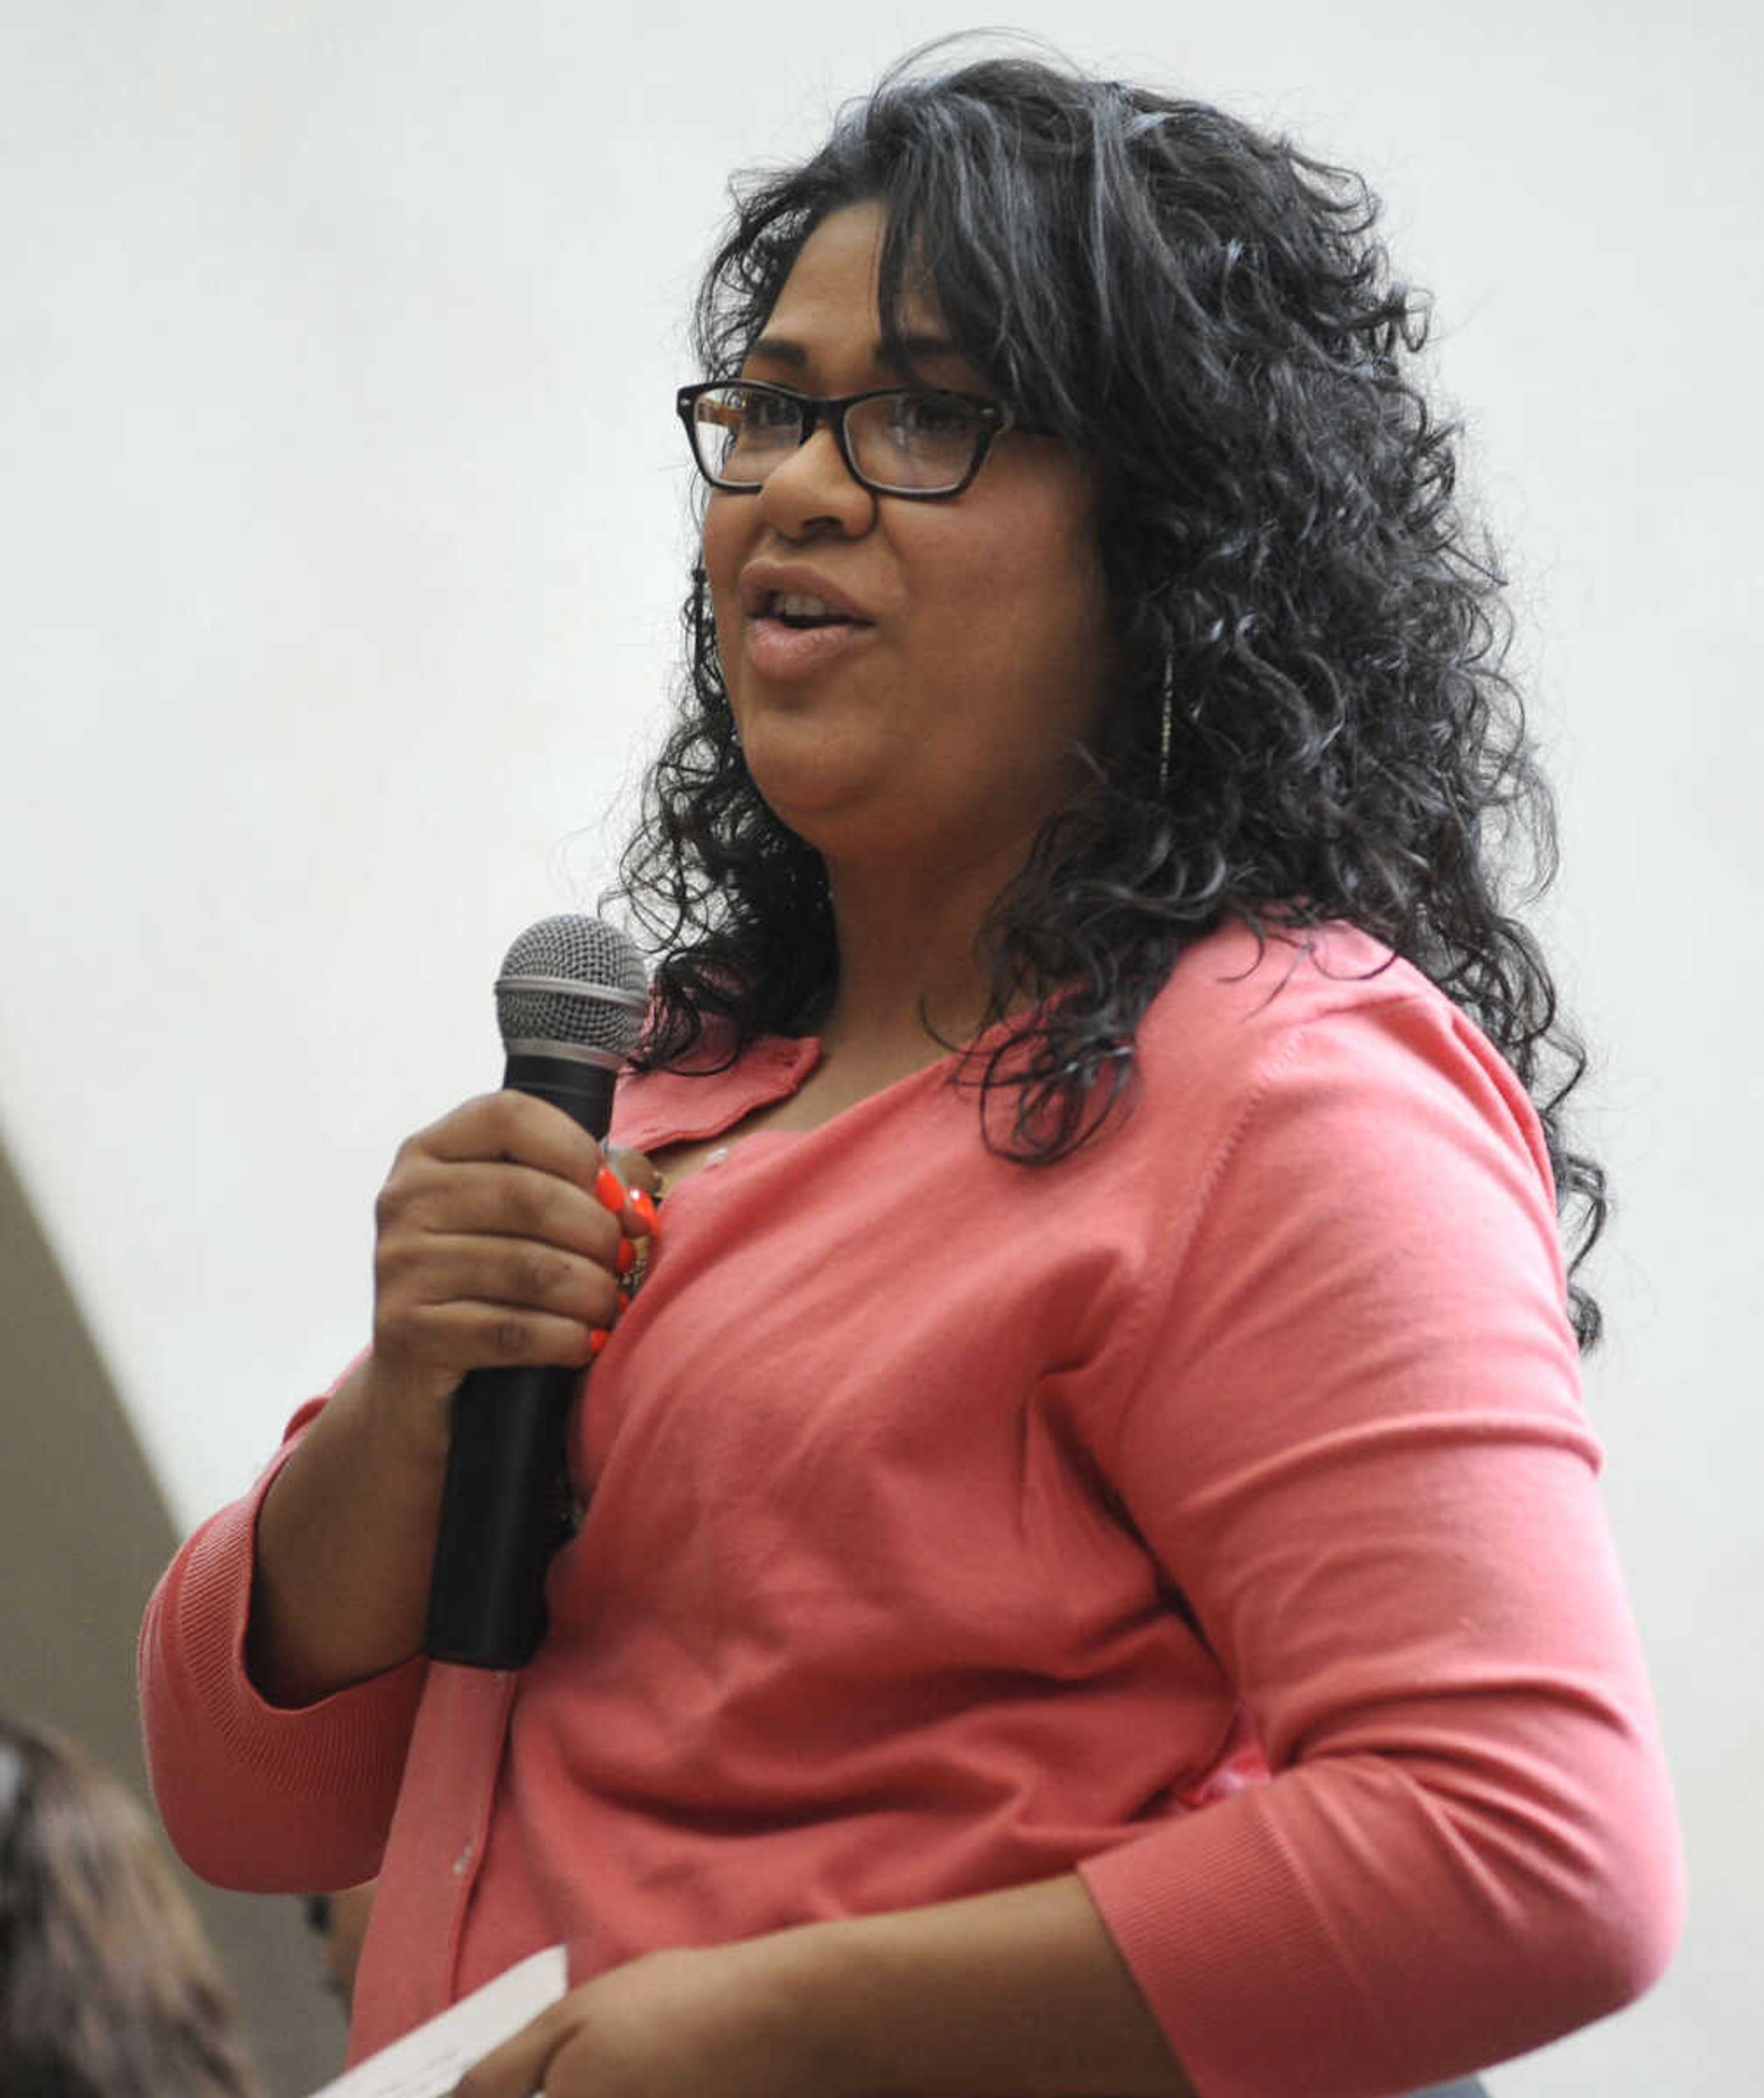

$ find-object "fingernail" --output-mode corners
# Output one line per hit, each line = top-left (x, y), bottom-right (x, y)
(615, 1238), (637, 1278)
(628, 1188), (662, 1237)
(594, 1165), (626, 1213)
(588, 1326), (613, 1357)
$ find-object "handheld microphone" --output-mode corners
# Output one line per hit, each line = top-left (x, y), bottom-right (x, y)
(423, 915), (649, 1669)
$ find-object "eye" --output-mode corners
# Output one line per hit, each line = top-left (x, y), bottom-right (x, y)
(734, 385), (802, 432)
(699, 384), (802, 479)
(887, 390), (984, 441)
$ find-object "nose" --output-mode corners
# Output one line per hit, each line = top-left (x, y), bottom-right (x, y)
(753, 420), (876, 540)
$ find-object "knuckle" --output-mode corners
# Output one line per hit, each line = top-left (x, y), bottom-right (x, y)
(374, 1233), (428, 1293)
(497, 1179), (535, 1233)
(373, 1269), (416, 1321)
(485, 1088), (543, 1144)
(501, 1174), (555, 1236)
(452, 1089), (505, 1129)
(477, 1091), (518, 1142)
(371, 1313), (418, 1365)
(489, 1314), (529, 1358)
(516, 1249), (564, 1300)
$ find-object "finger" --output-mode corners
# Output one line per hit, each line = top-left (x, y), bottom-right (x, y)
(604, 1144), (662, 1199)
(455, 1997), (574, 2098)
(379, 1234), (624, 1329)
(416, 1091), (609, 1185)
(590, 1161), (663, 1242)
(380, 1297), (608, 1373)
(384, 1160), (624, 1263)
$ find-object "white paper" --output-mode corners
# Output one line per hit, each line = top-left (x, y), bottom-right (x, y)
(307, 1944), (568, 2098)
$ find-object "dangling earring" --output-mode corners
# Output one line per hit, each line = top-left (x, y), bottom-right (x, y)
(1158, 657), (1174, 796)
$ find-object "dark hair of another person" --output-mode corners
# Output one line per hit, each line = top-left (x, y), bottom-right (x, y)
(0, 1717), (263, 2098)
(618, 41), (1608, 1347)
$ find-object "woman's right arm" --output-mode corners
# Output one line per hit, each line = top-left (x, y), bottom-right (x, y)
(248, 1090), (652, 1705)
(140, 1090), (655, 1887)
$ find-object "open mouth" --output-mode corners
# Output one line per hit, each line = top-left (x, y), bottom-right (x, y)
(761, 591), (868, 630)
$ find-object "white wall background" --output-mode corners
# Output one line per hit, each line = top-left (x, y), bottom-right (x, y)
(3, 2), (1758, 2088)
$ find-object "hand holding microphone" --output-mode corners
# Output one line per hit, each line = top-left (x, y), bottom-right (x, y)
(245, 917), (654, 1703)
(351, 918), (652, 1668)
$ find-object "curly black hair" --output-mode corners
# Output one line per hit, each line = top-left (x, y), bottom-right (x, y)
(616, 45), (1608, 1348)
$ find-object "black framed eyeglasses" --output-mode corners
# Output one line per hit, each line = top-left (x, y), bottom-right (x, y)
(675, 379), (1036, 500)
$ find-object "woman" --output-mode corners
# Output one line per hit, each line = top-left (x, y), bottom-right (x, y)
(139, 48), (1681, 2098)
(0, 1715), (263, 2097)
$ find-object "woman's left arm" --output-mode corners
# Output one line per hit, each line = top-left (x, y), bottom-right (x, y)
(458, 1871), (1193, 2097)
(1073, 984), (1683, 2094)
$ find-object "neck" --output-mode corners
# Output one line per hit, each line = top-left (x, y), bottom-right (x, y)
(814, 837), (1030, 1063)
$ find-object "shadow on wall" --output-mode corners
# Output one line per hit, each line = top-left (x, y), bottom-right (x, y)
(0, 1131), (346, 2096)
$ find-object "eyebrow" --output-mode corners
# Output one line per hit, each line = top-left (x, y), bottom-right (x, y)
(745, 331), (964, 373)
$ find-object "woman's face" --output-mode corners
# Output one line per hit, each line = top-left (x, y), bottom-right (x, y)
(701, 200), (1112, 882)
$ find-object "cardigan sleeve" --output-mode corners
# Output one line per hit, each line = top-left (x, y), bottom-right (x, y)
(137, 1393), (428, 1893)
(1077, 987), (1683, 2098)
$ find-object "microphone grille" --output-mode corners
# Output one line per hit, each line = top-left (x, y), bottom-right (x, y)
(494, 916), (649, 1058)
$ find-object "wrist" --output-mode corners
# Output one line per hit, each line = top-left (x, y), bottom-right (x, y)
(737, 1911), (940, 2098)
(698, 1921), (867, 2098)
(736, 1878), (1193, 2098)
(349, 1352), (458, 1475)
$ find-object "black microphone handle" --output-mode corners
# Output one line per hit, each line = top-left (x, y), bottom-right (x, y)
(422, 1052), (619, 1668)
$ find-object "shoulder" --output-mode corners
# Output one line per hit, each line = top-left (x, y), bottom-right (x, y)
(1144, 915), (1439, 1046)
(1095, 915), (1583, 1485)
(1121, 915), (1557, 1216)
(1145, 915), (1540, 1118)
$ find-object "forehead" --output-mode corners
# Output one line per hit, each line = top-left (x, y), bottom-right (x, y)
(751, 200), (951, 372)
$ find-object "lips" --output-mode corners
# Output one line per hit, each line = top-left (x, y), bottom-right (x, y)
(741, 615), (871, 679)
(738, 564), (874, 626)
(731, 562), (877, 683)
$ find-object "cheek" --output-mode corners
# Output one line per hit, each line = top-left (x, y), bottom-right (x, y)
(956, 521), (1108, 693)
(953, 468), (1102, 620)
(700, 498), (747, 671)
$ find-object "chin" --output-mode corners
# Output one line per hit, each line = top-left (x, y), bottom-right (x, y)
(749, 780), (866, 848)
(740, 723), (876, 812)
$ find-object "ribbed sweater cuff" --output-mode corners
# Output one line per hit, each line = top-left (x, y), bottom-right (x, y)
(1079, 1791), (1401, 2098)
(140, 1423), (426, 1888)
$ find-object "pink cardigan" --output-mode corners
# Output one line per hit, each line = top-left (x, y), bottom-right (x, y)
(139, 921), (1681, 2094)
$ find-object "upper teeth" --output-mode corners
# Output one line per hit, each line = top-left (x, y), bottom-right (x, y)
(770, 591), (840, 619)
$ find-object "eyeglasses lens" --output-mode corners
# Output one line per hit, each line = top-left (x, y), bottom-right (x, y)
(847, 394), (981, 492)
(692, 387), (984, 494)
(695, 387), (802, 484)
